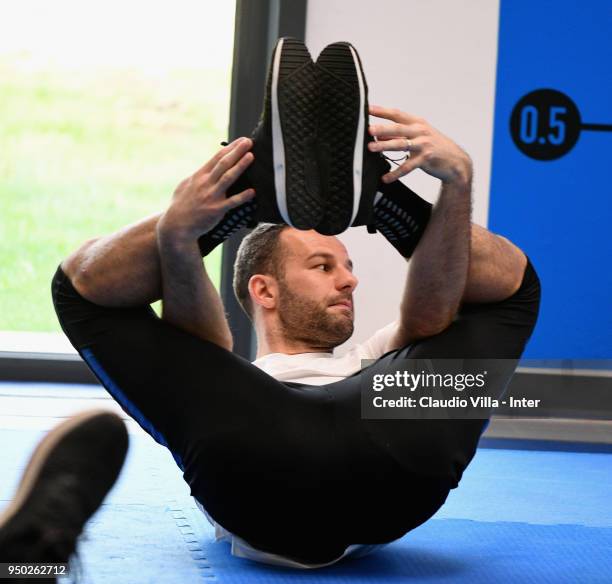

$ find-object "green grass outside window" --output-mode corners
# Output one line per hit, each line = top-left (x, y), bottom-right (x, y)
(0, 59), (230, 331)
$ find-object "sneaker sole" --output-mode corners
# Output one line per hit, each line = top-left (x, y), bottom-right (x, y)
(272, 38), (321, 230)
(0, 410), (127, 530)
(315, 42), (367, 235)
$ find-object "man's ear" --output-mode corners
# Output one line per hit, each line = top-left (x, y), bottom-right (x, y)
(248, 274), (278, 311)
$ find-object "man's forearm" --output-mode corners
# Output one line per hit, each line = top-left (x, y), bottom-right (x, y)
(157, 224), (232, 350)
(398, 189), (527, 338)
(399, 179), (472, 337)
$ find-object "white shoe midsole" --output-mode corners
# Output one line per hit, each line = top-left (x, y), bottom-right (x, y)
(348, 45), (366, 228)
(271, 39), (293, 226)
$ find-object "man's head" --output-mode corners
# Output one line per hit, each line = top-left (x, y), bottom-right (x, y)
(233, 224), (358, 351)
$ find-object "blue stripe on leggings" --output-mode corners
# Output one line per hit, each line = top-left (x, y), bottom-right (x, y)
(81, 348), (184, 471)
(481, 419), (491, 435)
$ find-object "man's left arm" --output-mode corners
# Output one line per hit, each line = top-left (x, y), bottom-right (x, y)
(393, 171), (472, 345)
(368, 106), (526, 348)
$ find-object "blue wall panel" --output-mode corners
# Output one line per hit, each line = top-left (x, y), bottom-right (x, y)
(489, 0), (612, 358)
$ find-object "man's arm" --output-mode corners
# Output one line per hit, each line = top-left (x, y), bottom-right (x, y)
(61, 138), (256, 349)
(368, 106), (526, 347)
(398, 178), (472, 341)
(156, 228), (233, 349)
(396, 211), (527, 343)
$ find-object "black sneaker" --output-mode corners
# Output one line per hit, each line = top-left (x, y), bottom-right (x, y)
(314, 41), (387, 236)
(232, 37), (322, 230)
(369, 178), (433, 258)
(198, 199), (257, 256)
(199, 37), (321, 254)
(0, 410), (128, 569)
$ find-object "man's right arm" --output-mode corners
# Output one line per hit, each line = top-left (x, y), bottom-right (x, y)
(62, 138), (256, 349)
(156, 228), (233, 350)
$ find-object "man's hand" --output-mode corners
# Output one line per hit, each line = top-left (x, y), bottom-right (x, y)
(368, 105), (472, 186)
(368, 106), (473, 348)
(159, 137), (256, 241)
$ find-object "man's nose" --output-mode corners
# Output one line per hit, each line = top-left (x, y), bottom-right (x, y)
(337, 267), (358, 291)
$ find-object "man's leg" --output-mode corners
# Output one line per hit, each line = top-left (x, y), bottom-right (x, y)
(52, 265), (282, 471)
(51, 266), (347, 561)
(358, 257), (541, 487)
(319, 258), (540, 546)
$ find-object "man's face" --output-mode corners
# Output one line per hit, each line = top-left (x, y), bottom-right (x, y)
(275, 229), (358, 350)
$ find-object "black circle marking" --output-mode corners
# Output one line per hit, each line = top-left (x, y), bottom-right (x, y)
(510, 89), (581, 160)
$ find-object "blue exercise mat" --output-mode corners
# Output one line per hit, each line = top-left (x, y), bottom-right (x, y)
(1, 424), (611, 583)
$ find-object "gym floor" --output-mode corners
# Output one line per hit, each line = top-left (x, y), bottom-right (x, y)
(1, 381), (611, 583)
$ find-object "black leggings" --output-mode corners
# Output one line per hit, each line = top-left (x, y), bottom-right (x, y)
(51, 259), (540, 565)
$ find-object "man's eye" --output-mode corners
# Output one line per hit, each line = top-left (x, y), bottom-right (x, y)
(316, 264), (328, 271)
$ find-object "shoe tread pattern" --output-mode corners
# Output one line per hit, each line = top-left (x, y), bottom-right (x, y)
(198, 200), (257, 256)
(373, 180), (432, 258)
(278, 47), (322, 230)
(315, 43), (361, 235)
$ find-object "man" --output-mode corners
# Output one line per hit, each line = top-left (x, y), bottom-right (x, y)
(45, 104), (540, 568)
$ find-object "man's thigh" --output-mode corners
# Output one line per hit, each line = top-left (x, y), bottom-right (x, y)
(51, 266), (292, 473)
(401, 256), (541, 361)
(358, 258), (541, 484)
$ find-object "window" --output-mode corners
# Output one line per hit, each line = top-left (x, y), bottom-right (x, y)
(0, 0), (236, 340)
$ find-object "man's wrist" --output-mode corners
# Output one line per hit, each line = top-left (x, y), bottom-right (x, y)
(157, 214), (197, 253)
(442, 157), (473, 188)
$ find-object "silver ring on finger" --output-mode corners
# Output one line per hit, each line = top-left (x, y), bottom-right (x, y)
(404, 137), (413, 151)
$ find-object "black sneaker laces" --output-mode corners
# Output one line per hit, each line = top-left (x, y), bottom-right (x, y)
(382, 152), (409, 165)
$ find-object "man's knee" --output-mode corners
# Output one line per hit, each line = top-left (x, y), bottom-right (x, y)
(423, 256), (542, 359)
(463, 256), (540, 316)
(51, 264), (125, 348)
(510, 256), (541, 325)
(51, 265), (89, 312)
(51, 265), (75, 313)
(519, 257), (541, 299)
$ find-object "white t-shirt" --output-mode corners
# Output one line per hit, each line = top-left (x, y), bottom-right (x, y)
(251, 320), (401, 386)
(200, 320), (401, 568)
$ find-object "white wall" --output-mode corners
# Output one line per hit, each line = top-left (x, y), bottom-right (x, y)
(305, 0), (500, 352)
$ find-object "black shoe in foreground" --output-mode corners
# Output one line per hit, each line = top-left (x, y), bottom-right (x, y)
(0, 410), (128, 569)
(315, 41), (385, 236)
(370, 178), (433, 258)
